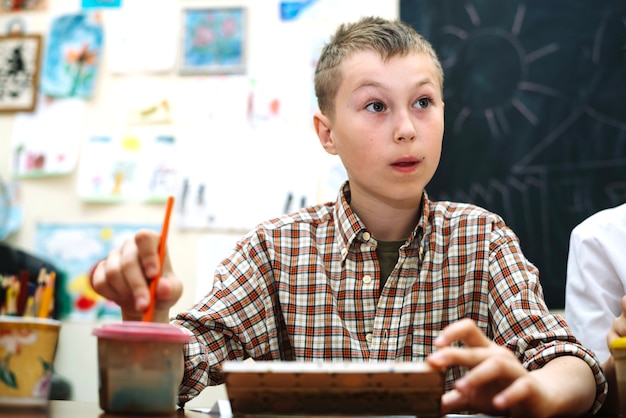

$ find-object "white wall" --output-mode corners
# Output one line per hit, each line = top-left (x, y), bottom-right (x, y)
(0, 0), (398, 406)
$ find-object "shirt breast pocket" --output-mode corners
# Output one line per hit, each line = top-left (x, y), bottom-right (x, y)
(408, 327), (439, 359)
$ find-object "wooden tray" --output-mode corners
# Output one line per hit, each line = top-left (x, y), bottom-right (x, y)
(222, 361), (444, 417)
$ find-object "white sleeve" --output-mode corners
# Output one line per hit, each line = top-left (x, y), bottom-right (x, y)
(564, 212), (626, 364)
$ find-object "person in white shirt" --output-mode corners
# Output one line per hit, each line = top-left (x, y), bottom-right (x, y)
(565, 202), (626, 364)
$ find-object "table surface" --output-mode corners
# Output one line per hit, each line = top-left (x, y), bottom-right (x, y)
(0, 400), (208, 418)
(0, 400), (618, 418)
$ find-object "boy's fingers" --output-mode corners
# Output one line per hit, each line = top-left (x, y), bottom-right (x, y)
(435, 318), (491, 347)
(134, 229), (161, 279)
(120, 231), (160, 310)
(155, 273), (182, 307)
(430, 346), (493, 367)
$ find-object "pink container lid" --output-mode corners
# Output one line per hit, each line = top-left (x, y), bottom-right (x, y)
(93, 321), (190, 343)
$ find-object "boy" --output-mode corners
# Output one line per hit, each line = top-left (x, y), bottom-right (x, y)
(91, 16), (607, 416)
(565, 203), (626, 364)
(565, 203), (626, 414)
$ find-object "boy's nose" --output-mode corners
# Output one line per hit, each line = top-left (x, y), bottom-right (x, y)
(393, 110), (417, 142)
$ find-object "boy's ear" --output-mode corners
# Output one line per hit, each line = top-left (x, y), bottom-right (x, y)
(313, 112), (337, 155)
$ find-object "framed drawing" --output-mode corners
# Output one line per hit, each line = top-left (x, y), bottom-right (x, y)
(0, 34), (42, 112)
(0, 0), (48, 13)
(179, 7), (246, 75)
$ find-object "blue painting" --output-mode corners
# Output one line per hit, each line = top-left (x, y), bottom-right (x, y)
(81, 0), (121, 9)
(180, 7), (246, 74)
(40, 13), (103, 98)
(33, 223), (158, 321)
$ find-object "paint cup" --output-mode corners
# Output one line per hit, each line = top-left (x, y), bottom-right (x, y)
(610, 336), (626, 416)
(93, 321), (190, 415)
(0, 316), (61, 410)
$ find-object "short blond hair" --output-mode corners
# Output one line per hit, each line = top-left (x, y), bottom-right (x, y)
(314, 16), (444, 117)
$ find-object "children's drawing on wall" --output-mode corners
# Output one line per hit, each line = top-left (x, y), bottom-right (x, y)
(0, 34), (42, 112)
(81, 0), (121, 9)
(174, 75), (248, 127)
(246, 76), (304, 128)
(280, 0), (393, 22)
(0, 0), (47, 13)
(0, 179), (22, 240)
(179, 6), (246, 75)
(113, 76), (173, 124)
(77, 133), (176, 202)
(40, 13), (103, 99)
(33, 223), (159, 321)
(106, 0), (177, 74)
(127, 99), (171, 125)
(11, 96), (84, 178)
(176, 176), (213, 230)
(279, 0), (319, 21)
(246, 78), (280, 128)
(175, 129), (321, 231)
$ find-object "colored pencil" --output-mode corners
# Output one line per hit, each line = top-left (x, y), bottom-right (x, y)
(37, 271), (55, 318)
(16, 270), (29, 316)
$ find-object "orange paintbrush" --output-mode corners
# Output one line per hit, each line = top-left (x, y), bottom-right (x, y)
(142, 196), (174, 322)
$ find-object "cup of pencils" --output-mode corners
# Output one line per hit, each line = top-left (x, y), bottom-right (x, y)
(0, 316), (61, 409)
(0, 268), (60, 409)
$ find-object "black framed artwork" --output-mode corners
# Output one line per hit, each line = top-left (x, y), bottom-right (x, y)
(0, 34), (42, 112)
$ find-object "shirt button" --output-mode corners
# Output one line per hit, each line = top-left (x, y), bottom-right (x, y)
(366, 333), (372, 343)
(341, 248), (348, 257)
(362, 275), (372, 284)
(362, 232), (371, 241)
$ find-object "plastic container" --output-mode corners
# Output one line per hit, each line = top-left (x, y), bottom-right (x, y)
(93, 321), (190, 415)
(0, 316), (61, 410)
(610, 336), (626, 417)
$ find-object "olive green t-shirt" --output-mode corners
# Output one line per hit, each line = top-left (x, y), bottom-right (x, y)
(376, 240), (404, 292)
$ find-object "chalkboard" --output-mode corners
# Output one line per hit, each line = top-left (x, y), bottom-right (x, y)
(401, 0), (626, 309)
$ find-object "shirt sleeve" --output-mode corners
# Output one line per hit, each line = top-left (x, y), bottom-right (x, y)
(171, 230), (281, 406)
(487, 225), (608, 414)
(564, 223), (624, 364)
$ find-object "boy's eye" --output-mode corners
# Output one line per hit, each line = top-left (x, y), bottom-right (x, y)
(414, 98), (431, 109)
(365, 101), (386, 112)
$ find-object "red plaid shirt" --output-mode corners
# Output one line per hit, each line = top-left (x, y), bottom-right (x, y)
(173, 183), (607, 412)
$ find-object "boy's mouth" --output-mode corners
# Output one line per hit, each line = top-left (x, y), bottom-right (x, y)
(392, 158), (419, 167)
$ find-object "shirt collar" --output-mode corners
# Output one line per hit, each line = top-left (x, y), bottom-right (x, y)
(334, 182), (365, 261)
(333, 181), (429, 262)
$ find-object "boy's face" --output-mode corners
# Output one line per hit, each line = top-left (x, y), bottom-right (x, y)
(314, 50), (444, 208)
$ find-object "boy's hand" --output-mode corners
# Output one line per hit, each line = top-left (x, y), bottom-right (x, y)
(426, 318), (559, 417)
(598, 295), (626, 416)
(90, 229), (183, 322)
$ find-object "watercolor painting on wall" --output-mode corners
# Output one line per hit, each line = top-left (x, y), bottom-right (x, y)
(77, 133), (177, 203)
(40, 13), (103, 98)
(11, 97), (84, 178)
(179, 7), (246, 75)
(34, 223), (159, 321)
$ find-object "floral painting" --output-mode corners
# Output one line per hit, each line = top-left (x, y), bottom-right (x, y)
(179, 7), (246, 75)
(40, 13), (103, 98)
